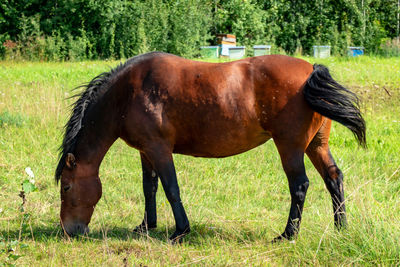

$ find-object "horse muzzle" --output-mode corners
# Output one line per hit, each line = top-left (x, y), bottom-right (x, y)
(62, 221), (90, 237)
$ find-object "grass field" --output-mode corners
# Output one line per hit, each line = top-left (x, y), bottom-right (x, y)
(0, 56), (399, 266)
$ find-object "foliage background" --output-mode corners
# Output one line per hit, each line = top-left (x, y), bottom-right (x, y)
(1, 0), (400, 60)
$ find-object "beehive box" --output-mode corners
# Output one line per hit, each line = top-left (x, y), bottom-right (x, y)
(313, 46), (331, 58)
(216, 34), (236, 45)
(200, 46), (220, 58)
(348, 46), (364, 57)
(228, 46), (246, 59)
(217, 34), (236, 57)
(253, 45), (271, 56)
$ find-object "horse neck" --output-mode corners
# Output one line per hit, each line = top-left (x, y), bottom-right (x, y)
(73, 90), (124, 174)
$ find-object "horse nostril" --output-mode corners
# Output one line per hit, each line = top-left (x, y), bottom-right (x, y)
(63, 185), (71, 192)
(63, 222), (90, 237)
(75, 224), (89, 235)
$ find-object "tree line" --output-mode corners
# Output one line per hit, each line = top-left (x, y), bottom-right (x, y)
(1, 0), (399, 60)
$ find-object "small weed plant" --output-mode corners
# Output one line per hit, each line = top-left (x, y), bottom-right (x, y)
(0, 168), (37, 266)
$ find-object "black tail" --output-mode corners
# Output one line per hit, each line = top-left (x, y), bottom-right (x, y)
(304, 64), (366, 147)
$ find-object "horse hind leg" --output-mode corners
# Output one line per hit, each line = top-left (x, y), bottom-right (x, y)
(306, 119), (347, 229)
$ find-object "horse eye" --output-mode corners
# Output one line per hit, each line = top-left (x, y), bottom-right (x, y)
(63, 185), (71, 192)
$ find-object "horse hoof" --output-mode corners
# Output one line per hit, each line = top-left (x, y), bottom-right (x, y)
(271, 235), (285, 243)
(133, 222), (156, 234)
(169, 227), (190, 244)
(271, 233), (295, 243)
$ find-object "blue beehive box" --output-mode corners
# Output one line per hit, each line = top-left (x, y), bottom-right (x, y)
(348, 47), (364, 57)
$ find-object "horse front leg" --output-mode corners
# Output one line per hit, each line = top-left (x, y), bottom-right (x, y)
(274, 143), (310, 242)
(134, 152), (159, 233)
(143, 146), (190, 243)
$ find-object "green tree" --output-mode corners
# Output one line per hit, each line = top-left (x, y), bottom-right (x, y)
(214, 0), (267, 46)
(168, 0), (212, 57)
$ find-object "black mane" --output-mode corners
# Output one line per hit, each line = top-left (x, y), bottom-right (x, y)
(55, 52), (165, 182)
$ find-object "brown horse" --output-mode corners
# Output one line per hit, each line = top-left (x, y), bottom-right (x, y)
(56, 52), (365, 242)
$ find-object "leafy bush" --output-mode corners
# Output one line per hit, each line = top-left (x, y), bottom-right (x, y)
(378, 38), (400, 57)
(66, 33), (89, 61)
(44, 33), (66, 61)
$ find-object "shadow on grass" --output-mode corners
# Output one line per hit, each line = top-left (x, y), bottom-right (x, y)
(0, 222), (272, 245)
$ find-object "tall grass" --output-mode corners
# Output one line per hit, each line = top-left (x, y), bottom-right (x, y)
(0, 56), (399, 265)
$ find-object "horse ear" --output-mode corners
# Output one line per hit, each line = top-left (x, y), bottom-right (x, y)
(65, 153), (76, 169)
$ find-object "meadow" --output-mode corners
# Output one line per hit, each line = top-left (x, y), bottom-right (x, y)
(0, 56), (399, 266)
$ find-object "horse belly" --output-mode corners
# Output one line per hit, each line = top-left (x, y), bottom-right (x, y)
(173, 122), (272, 158)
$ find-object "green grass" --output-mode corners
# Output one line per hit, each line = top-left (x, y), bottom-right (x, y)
(0, 56), (399, 266)
(0, 110), (27, 128)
